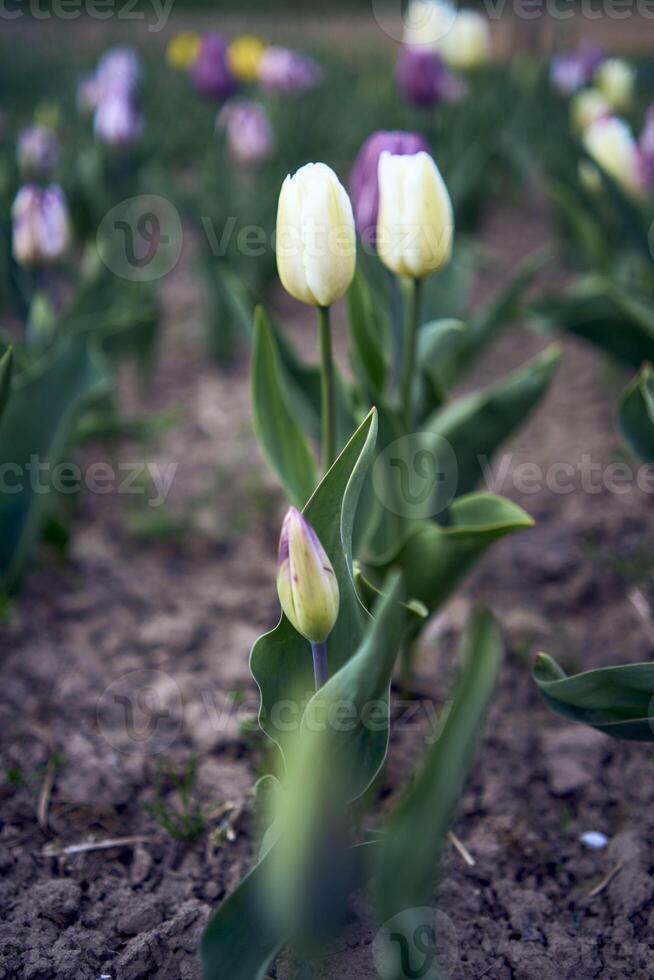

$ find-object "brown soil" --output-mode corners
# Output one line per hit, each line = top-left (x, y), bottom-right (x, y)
(2, 192), (654, 980)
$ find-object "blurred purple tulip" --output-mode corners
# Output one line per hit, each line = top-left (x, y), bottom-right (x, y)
(550, 41), (605, 96)
(395, 46), (466, 110)
(12, 184), (71, 268)
(637, 106), (654, 192)
(191, 33), (238, 101)
(258, 46), (323, 95)
(349, 130), (431, 245)
(77, 74), (105, 114)
(94, 90), (144, 148)
(217, 99), (274, 168)
(17, 124), (59, 178)
(97, 46), (141, 90)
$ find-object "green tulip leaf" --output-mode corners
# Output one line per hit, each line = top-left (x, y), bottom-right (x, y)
(373, 610), (501, 924)
(251, 408), (377, 760)
(366, 493), (534, 620)
(534, 653), (654, 741)
(618, 363), (654, 464)
(200, 849), (282, 980)
(0, 331), (110, 593)
(347, 267), (390, 399)
(425, 344), (561, 498)
(251, 306), (319, 508)
(416, 318), (467, 415)
(532, 277), (654, 369)
(0, 346), (13, 420)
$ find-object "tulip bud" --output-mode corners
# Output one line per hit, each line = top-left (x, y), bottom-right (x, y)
(258, 46), (323, 95)
(97, 46), (141, 90)
(550, 41), (605, 96)
(77, 74), (105, 114)
(582, 116), (643, 197)
(166, 32), (201, 71)
(395, 47), (466, 110)
(276, 507), (339, 644)
(402, 0), (457, 50)
(17, 124), (59, 178)
(571, 89), (611, 132)
(217, 99), (274, 169)
(377, 150), (453, 279)
(595, 58), (635, 112)
(94, 90), (143, 148)
(440, 11), (491, 71)
(349, 130), (431, 246)
(12, 184), (71, 268)
(228, 35), (267, 83)
(191, 33), (238, 101)
(276, 162), (356, 307)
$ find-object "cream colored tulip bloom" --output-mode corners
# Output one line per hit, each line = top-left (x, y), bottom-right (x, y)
(402, 0), (457, 51)
(595, 59), (635, 112)
(276, 162), (356, 307)
(582, 116), (642, 197)
(377, 150), (453, 279)
(440, 11), (491, 70)
(571, 89), (611, 132)
(276, 507), (339, 644)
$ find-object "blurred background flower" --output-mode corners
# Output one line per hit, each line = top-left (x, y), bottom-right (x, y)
(16, 123), (59, 179)
(217, 98), (273, 168)
(166, 31), (201, 71)
(191, 32), (239, 101)
(258, 46), (323, 94)
(12, 183), (71, 267)
(395, 46), (466, 109)
(228, 35), (267, 83)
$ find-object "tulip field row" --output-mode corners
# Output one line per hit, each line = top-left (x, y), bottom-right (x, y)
(3, 9), (654, 980)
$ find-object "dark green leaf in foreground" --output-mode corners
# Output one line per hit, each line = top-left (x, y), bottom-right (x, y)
(251, 306), (318, 508)
(347, 267), (390, 400)
(0, 332), (110, 593)
(0, 346), (13, 421)
(372, 611), (501, 951)
(534, 653), (654, 741)
(251, 409), (377, 760)
(618, 363), (654, 464)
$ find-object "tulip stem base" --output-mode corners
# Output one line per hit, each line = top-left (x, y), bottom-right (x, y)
(311, 641), (329, 690)
(319, 306), (336, 473)
(400, 278), (422, 429)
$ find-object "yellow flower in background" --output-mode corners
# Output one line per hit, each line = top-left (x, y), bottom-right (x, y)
(595, 58), (635, 113)
(166, 32), (201, 71)
(228, 35), (267, 83)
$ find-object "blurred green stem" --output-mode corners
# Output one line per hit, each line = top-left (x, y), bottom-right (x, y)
(311, 641), (329, 690)
(387, 269), (403, 391)
(319, 305), (335, 472)
(400, 278), (422, 429)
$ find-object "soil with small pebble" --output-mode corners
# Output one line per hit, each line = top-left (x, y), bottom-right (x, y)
(2, 188), (654, 980)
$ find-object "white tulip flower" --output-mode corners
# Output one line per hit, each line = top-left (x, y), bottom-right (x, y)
(276, 162), (356, 308)
(377, 150), (453, 279)
(595, 58), (635, 112)
(440, 11), (491, 71)
(582, 116), (642, 197)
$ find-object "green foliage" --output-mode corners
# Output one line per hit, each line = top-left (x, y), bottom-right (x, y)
(534, 653), (654, 741)
(619, 363), (654, 463)
(145, 759), (206, 843)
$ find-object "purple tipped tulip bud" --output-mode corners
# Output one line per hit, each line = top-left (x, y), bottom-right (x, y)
(217, 99), (274, 168)
(16, 124), (59, 178)
(12, 184), (71, 268)
(276, 507), (339, 645)
(191, 33), (238, 101)
(349, 130), (431, 247)
(258, 46), (323, 95)
(395, 46), (466, 110)
(94, 90), (144, 148)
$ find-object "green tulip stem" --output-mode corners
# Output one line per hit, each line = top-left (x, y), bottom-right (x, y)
(319, 305), (336, 473)
(311, 640), (329, 690)
(400, 277), (422, 429)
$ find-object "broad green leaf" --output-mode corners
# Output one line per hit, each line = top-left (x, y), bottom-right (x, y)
(534, 653), (654, 741)
(0, 346), (13, 420)
(421, 241), (477, 323)
(251, 409), (377, 760)
(0, 331), (110, 592)
(201, 850), (282, 980)
(425, 344), (561, 497)
(251, 307), (318, 508)
(532, 277), (654, 369)
(618, 364), (654, 464)
(416, 318), (467, 415)
(373, 610), (501, 925)
(347, 267), (390, 399)
(366, 493), (533, 620)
